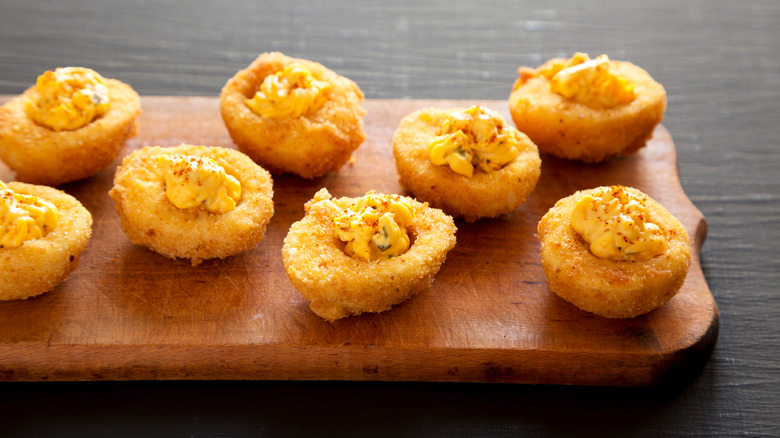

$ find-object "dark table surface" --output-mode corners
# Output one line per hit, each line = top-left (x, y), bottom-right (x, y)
(1, 0), (778, 436)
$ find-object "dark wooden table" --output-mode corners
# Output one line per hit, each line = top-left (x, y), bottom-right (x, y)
(1, 0), (778, 436)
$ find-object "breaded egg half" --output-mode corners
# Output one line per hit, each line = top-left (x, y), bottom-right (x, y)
(220, 52), (366, 179)
(509, 54), (666, 162)
(282, 188), (457, 321)
(392, 107), (541, 222)
(1, 182), (92, 300)
(0, 69), (140, 186)
(538, 186), (691, 318)
(109, 144), (274, 265)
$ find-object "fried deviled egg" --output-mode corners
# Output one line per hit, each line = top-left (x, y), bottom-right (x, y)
(509, 53), (666, 162)
(109, 144), (274, 265)
(538, 185), (690, 318)
(220, 52), (366, 179)
(0, 181), (92, 300)
(393, 106), (541, 222)
(0, 67), (140, 185)
(282, 188), (456, 321)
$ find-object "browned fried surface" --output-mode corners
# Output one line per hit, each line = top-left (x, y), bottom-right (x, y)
(509, 59), (666, 162)
(0, 79), (140, 186)
(220, 52), (366, 179)
(392, 107), (541, 222)
(109, 144), (274, 265)
(282, 188), (457, 321)
(537, 186), (691, 318)
(0, 182), (92, 300)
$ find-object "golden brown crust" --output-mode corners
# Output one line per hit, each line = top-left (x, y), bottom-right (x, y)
(282, 188), (457, 321)
(219, 52), (366, 179)
(392, 107), (541, 222)
(509, 58), (666, 162)
(109, 144), (274, 265)
(0, 182), (92, 300)
(0, 79), (140, 186)
(537, 186), (691, 318)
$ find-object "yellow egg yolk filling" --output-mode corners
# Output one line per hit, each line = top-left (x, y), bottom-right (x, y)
(0, 181), (59, 249)
(25, 67), (110, 131)
(246, 63), (331, 119)
(332, 192), (415, 261)
(428, 106), (520, 178)
(571, 186), (667, 261)
(540, 52), (636, 109)
(157, 155), (242, 214)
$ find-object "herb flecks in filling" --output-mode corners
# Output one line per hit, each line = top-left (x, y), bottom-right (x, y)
(428, 106), (519, 177)
(332, 192), (415, 261)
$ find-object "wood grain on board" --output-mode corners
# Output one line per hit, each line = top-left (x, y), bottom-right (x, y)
(0, 96), (718, 385)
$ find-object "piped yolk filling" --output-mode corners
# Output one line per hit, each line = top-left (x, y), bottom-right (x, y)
(540, 52), (636, 109)
(332, 192), (415, 261)
(0, 181), (59, 249)
(25, 67), (110, 131)
(428, 106), (519, 178)
(571, 185), (667, 261)
(246, 63), (330, 119)
(157, 155), (242, 214)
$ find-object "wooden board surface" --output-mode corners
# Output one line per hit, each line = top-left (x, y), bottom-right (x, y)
(0, 96), (718, 385)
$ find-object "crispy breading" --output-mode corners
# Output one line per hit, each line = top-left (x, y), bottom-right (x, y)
(220, 52), (366, 179)
(0, 78), (140, 186)
(537, 186), (690, 318)
(282, 188), (456, 321)
(0, 182), (92, 300)
(109, 144), (274, 265)
(509, 57), (666, 162)
(392, 107), (541, 222)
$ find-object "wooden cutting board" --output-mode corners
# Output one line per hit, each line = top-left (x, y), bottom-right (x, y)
(0, 96), (718, 385)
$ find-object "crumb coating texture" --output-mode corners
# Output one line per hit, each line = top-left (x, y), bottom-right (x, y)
(509, 59), (666, 162)
(537, 187), (690, 318)
(0, 182), (92, 300)
(109, 144), (274, 265)
(0, 79), (140, 186)
(220, 52), (366, 179)
(282, 188), (457, 321)
(393, 107), (541, 222)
